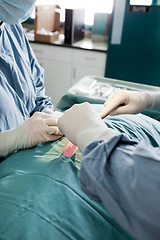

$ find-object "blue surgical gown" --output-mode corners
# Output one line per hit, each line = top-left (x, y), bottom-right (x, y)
(0, 23), (53, 132)
(79, 134), (160, 240)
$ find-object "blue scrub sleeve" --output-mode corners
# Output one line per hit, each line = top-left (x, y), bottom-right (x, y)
(79, 134), (160, 240)
(24, 32), (54, 112)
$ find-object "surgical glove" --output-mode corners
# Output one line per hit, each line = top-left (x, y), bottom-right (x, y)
(0, 112), (63, 157)
(58, 102), (118, 152)
(100, 90), (153, 118)
(41, 108), (55, 115)
(42, 108), (64, 118)
(149, 91), (160, 112)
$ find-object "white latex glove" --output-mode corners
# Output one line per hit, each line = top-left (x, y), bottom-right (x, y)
(100, 90), (153, 118)
(149, 91), (160, 112)
(58, 102), (118, 152)
(41, 107), (55, 115)
(0, 112), (63, 157)
(42, 108), (64, 118)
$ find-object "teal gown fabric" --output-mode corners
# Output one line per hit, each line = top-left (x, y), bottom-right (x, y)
(1, 102), (160, 239)
(0, 137), (133, 240)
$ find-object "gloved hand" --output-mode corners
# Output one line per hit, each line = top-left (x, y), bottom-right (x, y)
(42, 108), (64, 118)
(58, 102), (118, 152)
(41, 107), (55, 115)
(100, 90), (153, 118)
(0, 112), (63, 157)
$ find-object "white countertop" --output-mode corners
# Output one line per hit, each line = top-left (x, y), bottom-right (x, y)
(26, 30), (108, 53)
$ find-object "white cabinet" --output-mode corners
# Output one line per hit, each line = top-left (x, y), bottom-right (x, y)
(72, 49), (106, 85)
(30, 42), (106, 106)
(39, 58), (72, 105)
(30, 43), (72, 106)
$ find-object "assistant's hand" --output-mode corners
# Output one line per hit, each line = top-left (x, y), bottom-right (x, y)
(0, 112), (63, 157)
(21, 112), (63, 146)
(100, 90), (153, 118)
(58, 102), (118, 151)
(42, 108), (64, 118)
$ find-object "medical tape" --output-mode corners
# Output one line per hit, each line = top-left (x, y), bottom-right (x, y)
(62, 141), (78, 158)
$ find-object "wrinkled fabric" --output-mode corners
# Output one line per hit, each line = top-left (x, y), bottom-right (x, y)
(1, 104), (160, 239)
(0, 23), (53, 131)
(0, 137), (133, 240)
(105, 113), (160, 147)
(79, 113), (160, 240)
(0, 0), (35, 24)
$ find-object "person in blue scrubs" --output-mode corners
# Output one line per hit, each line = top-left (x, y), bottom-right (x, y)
(0, 1), (62, 158)
(58, 89), (160, 240)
